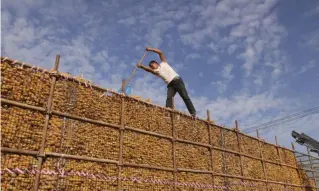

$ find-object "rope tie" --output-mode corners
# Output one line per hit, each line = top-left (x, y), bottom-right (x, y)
(20, 62), (25, 69)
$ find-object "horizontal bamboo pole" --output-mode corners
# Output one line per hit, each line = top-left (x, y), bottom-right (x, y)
(51, 110), (121, 130)
(1, 147), (118, 165)
(1, 147), (316, 188)
(177, 168), (212, 174)
(1, 98), (46, 112)
(176, 138), (211, 148)
(125, 126), (173, 140)
(46, 152), (119, 165)
(1, 147), (39, 156)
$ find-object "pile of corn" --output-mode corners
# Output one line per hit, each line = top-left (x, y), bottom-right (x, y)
(124, 98), (172, 136)
(177, 172), (214, 191)
(175, 115), (209, 144)
(1, 106), (44, 151)
(1, 61), (51, 107)
(1, 154), (37, 191)
(176, 143), (211, 170)
(240, 135), (260, 158)
(123, 130), (173, 168)
(52, 80), (122, 125)
(39, 158), (118, 191)
(242, 157), (264, 179)
(45, 116), (120, 160)
(0, 58), (316, 190)
(210, 125), (223, 147)
(121, 167), (173, 190)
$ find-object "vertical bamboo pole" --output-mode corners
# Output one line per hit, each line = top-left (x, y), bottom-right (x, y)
(256, 130), (269, 191)
(307, 147), (317, 188)
(234, 120), (246, 190)
(117, 79), (126, 190)
(206, 110), (215, 191)
(291, 143), (302, 186)
(33, 54), (60, 191)
(171, 98), (177, 191)
(221, 128), (228, 189)
(275, 136), (287, 190)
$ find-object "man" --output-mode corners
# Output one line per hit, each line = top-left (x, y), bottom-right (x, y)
(137, 46), (196, 118)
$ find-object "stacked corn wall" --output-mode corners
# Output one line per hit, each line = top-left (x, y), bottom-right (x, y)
(1, 56), (318, 191)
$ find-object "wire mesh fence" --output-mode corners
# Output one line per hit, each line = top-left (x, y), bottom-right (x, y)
(1, 56), (319, 191)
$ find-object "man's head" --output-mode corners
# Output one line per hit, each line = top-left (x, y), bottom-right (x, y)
(149, 60), (159, 69)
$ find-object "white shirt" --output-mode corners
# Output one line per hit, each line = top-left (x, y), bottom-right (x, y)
(154, 62), (179, 84)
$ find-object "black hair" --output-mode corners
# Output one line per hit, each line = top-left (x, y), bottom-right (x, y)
(149, 60), (158, 67)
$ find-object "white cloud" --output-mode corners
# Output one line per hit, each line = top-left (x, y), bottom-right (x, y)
(227, 44), (238, 55)
(240, 45), (257, 76)
(303, 4), (319, 17)
(118, 17), (136, 25)
(212, 80), (228, 94)
(186, 53), (200, 60)
(298, 60), (316, 74)
(221, 64), (234, 80)
(207, 55), (220, 64)
(303, 29), (319, 51)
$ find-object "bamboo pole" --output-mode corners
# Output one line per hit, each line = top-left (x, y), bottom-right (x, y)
(275, 136), (287, 190)
(221, 128), (228, 189)
(207, 110), (215, 190)
(117, 79), (126, 190)
(307, 147), (317, 188)
(171, 98), (177, 191)
(257, 130), (269, 191)
(33, 54), (60, 191)
(234, 120), (246, 190)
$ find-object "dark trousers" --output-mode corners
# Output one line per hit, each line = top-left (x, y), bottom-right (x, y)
(166, 77), (196, 115)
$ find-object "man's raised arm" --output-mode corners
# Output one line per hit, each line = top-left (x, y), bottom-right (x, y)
(146, 46), (167, 62)
(137, 63), (157, 74)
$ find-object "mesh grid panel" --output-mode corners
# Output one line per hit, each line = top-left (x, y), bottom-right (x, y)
(1, 105), (45, 151)
(52, 79), (122, 125)
(124, 98), (172, 136)
(123, 130), (173, 168)
(121, 167), (174, 191)
(175, 114), (209, 144)
(223, 129), (239, 152)
(240, 134), (260, 158)
(1, 154), (38, 191)
(242, 157), (264, 179)
(177, 172), (213, 191)
(176, 142), (211, 171)
(1, 61), (51, 107)
(39, 158), (118, 191)
(45, 115), (119, 160)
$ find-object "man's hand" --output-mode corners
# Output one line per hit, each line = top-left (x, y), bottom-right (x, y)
(145, 46), (166, 62)
(137, 62), (142, 68)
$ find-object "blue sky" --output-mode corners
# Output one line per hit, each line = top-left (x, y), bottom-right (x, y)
(1, 0), (318, 152)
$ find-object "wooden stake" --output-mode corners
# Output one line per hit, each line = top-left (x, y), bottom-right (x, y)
(235, 120), (239, 130)
(207, 110), (211, 122)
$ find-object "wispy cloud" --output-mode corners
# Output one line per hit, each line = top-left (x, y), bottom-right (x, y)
(186, 53), (200, 60)
(303, 29), (319, 52)
(298, 60), (317, 74)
